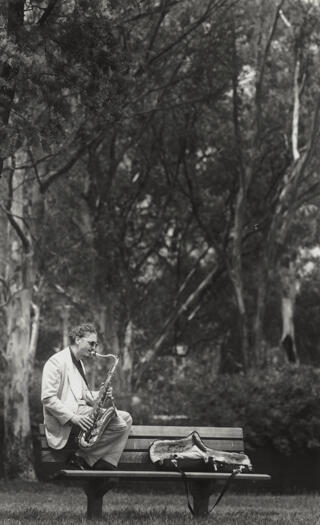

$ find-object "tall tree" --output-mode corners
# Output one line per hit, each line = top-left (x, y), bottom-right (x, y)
(0, 0), (126, 478)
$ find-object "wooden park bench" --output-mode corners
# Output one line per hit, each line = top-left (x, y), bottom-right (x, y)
(36, 424), (271, 520)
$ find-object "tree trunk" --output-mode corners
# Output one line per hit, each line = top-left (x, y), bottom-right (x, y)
(29, 302), (40, 370)
(228, 3), (284, 372)
(228, 184), (250, 372)
(279, 262), (300, 364)
(4, 285), (36, 479)
(120, 320), (133, 408)
(231, 275), (249, 372)
(60, 304), (72, 348)
(252, 261), (268, 367)
(102, 298), (120, 356)
(3, 151), (37, 479)
(102, 299), (133, 410)
(97, 300), (122, 398)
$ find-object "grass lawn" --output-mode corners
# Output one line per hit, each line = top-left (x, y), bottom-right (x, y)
(0, 482), (320, 524)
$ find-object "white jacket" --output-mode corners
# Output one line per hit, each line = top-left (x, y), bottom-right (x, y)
(41, 347), (95, 449)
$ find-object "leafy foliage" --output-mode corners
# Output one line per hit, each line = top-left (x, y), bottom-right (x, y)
(134, 361), (320, 455)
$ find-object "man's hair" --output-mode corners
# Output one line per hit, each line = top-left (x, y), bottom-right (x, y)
(69, 323), (97, 344)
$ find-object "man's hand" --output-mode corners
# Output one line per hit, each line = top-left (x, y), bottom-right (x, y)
(99, 385), (113, 399)
(106, 386), (113, 399)
(71, 414), (93, 431)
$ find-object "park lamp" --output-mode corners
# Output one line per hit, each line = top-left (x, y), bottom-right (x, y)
(175, 344), (188, 357)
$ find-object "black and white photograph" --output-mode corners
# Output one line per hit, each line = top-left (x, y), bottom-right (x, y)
(0, 0), (320, 522)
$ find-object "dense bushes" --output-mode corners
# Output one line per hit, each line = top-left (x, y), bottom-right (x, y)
(28, 352), (320, 456)
(134, 361), (320, 455)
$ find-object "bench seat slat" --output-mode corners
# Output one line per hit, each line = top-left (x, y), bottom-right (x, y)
(59, 469), (271, 482)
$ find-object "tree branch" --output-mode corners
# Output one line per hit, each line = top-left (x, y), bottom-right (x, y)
(134, 261), (222, 389)
(255, 0), (285, 139)
(146, 0), (230, 68)
(4, 161), (30, 253)
(37, 0), (59, 25)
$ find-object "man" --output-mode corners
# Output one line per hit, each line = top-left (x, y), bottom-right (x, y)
(41, 322), (132, 470)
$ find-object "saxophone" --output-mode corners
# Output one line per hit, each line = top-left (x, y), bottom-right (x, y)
(78, 353), (119, 449)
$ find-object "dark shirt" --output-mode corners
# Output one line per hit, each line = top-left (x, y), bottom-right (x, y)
(69, 347), (89, 388)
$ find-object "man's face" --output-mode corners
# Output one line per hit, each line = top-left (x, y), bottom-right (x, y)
(76, 331), (98, 358)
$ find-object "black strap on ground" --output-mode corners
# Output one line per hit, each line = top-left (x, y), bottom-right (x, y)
(208, 469), (240, 514)
(173, 462), (240, 517)
(177, 468), (196, 516)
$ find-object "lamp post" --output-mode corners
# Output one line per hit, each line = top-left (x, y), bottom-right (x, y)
(176, 344), (188, 357)
(175, 344), (188, 379)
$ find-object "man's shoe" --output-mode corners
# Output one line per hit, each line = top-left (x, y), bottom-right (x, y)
(93, 459), (117, 471)
(66, 455), (91, 470)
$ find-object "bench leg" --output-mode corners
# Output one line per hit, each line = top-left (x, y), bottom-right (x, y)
(189, 480), (216, 518)
(84, 479), (114, 520)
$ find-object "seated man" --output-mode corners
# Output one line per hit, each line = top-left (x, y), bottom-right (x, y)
(41, 322), (132, 470)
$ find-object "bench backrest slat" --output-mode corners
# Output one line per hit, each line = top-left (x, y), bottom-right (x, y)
(36, 424), (245, 477)
(126, 426), (244, 439)
(39, 436), (243, 452)
(38, 424), (243, 440)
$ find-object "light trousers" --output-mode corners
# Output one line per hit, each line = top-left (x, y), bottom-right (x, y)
(76, 406), (132, 467)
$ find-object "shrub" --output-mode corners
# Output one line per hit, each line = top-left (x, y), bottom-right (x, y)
(133, 362), (320, 455)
